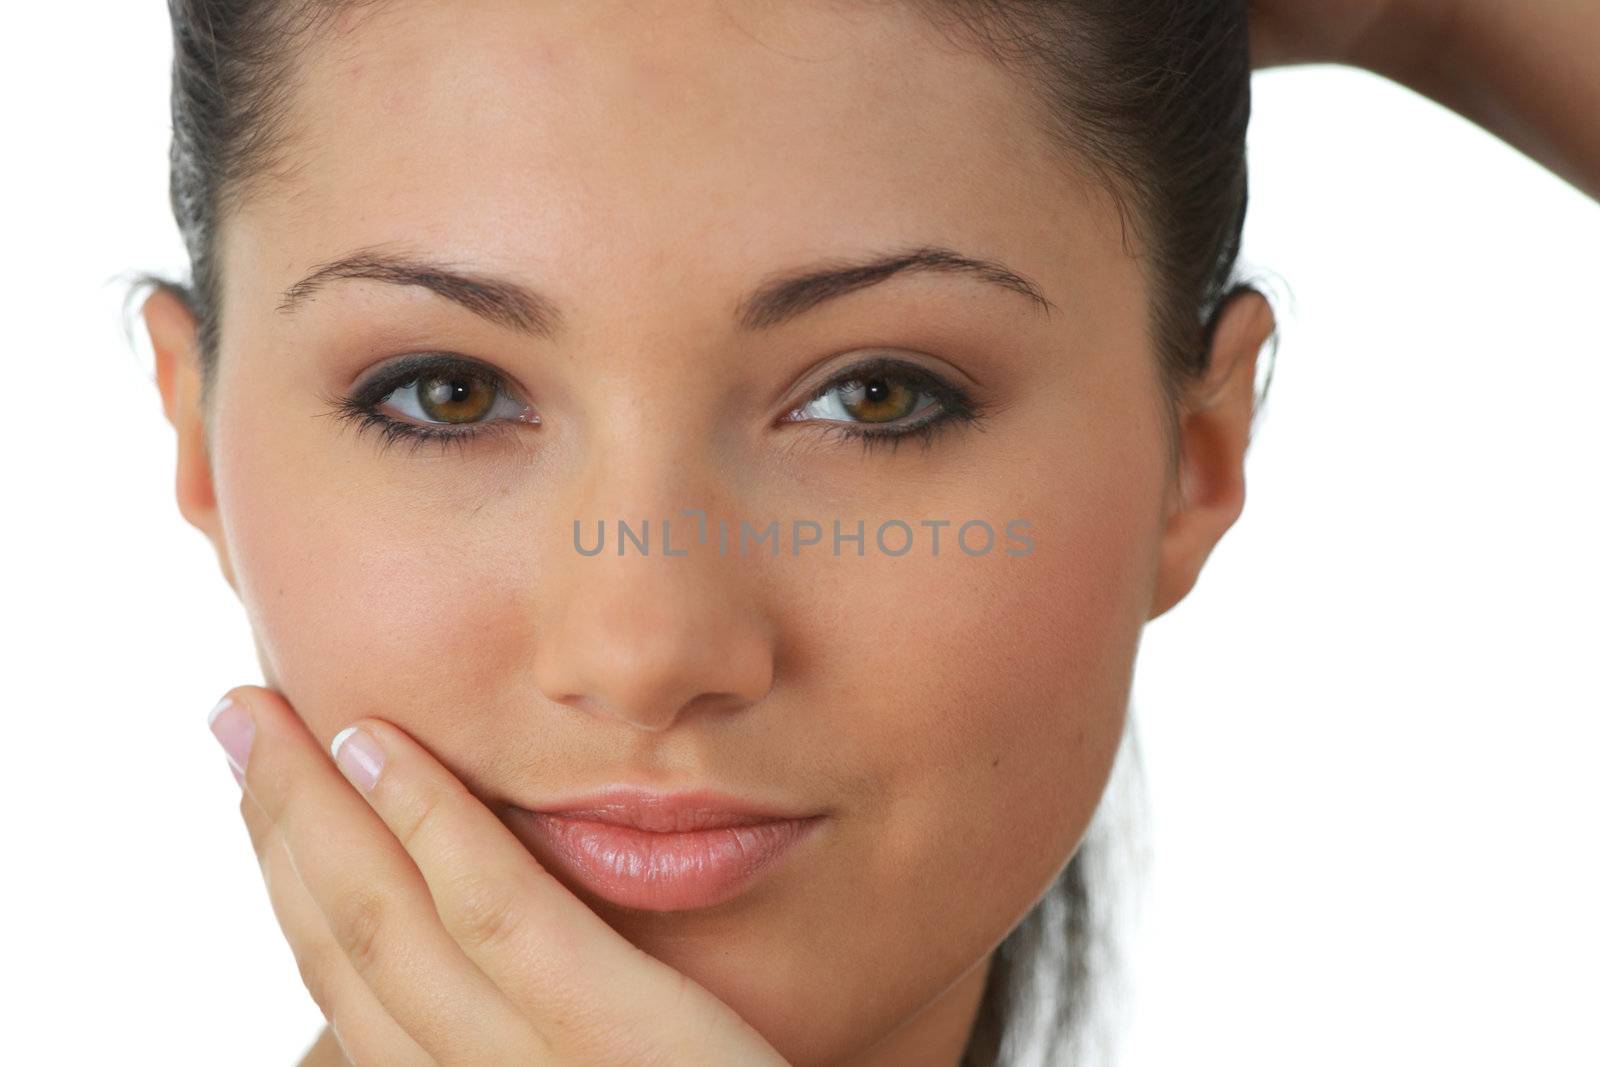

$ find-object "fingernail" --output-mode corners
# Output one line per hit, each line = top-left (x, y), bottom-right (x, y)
(208, 696), (254, 780)
(331, 726), (385, 794)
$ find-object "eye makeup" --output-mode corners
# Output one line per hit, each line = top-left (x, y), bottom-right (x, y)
(318, 351), (990, 459)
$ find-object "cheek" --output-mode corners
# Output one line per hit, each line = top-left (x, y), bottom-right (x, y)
(842, 357), (1168, 889)
(211, 403), (533, 745)
(737, 415), (1166, 1056)
(840, 458), (1160, 923)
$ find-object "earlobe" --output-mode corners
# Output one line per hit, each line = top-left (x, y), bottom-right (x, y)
(1147, 288), (1277, 621)
(143, 286), (239, 595)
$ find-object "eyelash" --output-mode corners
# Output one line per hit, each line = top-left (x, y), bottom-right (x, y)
(318, 353), (531, 460)
(320, 353), (989, 458)
(790, 355), (989, 456)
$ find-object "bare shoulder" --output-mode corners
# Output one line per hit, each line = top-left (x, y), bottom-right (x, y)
(296, 1024), (352, 1067)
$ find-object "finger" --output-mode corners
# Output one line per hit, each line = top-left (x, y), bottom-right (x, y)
(214, 686), (546, 1064)
(237, 789), (435, 1067)
(324, 716), (692, 1049)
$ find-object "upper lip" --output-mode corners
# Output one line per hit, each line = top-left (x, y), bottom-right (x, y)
(521, 786), (822, 833)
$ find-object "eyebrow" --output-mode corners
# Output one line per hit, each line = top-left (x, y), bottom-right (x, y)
(276, 243), (1057, 337)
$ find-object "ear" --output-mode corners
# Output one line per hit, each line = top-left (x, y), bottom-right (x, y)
(1147, 288), (1276, 621)
(144, 286), (239, 596)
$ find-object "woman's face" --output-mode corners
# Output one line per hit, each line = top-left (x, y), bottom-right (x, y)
(183, 0), (1208, 1062)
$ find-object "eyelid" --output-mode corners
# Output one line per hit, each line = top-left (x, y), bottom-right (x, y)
(348, 351), (525, 405)
(787, 354), (976, 420)
(316, 351), (539, 460)
(323, 349), (987, 460)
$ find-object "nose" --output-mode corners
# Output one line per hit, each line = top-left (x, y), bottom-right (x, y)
(532, 510), (778, 734)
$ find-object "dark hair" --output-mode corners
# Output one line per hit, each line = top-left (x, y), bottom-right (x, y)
(135, 1), (1275, 1063)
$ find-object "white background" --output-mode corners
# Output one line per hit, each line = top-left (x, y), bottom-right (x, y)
(2, 4), (1595, 1065)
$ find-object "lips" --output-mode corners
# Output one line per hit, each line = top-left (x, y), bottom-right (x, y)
(525, 786), (820, 832)
(504, 786), (826, 911)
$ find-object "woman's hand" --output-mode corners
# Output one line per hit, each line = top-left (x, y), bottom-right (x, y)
(1246, 0), (1600, 202)
(1245, 0), (1451, 74)
(207, 686), (792, 1066)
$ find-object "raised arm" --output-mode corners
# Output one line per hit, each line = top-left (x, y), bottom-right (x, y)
(1249, 0), (1600, 202)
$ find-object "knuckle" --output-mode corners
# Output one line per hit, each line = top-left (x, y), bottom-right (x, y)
(326, 888), (390, 974)
(391, 779), (461, 854)
(444, 871), (524, 953)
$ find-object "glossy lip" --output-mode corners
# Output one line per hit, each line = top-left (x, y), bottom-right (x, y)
(505, 787), (827, 912)
(523, 785), (823, 832)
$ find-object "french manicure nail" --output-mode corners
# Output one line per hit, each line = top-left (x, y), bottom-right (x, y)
(208, 696), (254, 779)
(331, 725), (385, 794)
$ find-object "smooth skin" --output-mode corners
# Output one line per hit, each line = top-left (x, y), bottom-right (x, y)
(144, 0), (1594, 1064)
(150, 3), (1258, 1061)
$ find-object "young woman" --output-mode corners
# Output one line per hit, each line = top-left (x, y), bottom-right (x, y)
(137, 1), (1597, 1063)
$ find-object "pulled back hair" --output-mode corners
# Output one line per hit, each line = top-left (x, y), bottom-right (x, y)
(137, 1), (1275, 1063)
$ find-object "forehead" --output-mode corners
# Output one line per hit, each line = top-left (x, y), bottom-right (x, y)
(238, 0), (1115, 317)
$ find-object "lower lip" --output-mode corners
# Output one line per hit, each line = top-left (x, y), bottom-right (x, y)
(508, 810), (824, 912)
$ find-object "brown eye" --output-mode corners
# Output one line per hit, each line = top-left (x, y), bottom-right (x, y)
(790, 362), (945, 430)
(416, 373), (496, 424)
(835, 376), (919, 424)
(780, 355), (986, 455)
